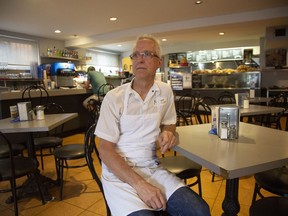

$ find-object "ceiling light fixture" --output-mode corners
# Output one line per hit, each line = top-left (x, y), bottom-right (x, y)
(162, 38), (167, 42)
(54, 30), (61, 34)
(117, 44), (122, 47)
(219, 32), (225, 36)
(195, 1), (202, 4)
(110, 17), (117, 21)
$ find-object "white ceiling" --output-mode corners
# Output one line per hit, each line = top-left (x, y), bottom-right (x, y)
(0, 0), (288, 54)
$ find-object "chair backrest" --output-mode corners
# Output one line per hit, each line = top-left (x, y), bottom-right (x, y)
(0, 132), (18, 211)
(269, 92), (288, 108)
(44, 102), (65, 114)
(84, 123), (111, 216)
(201, 96), (218, 105)
(97, 83), (114, 104)
(217, 92), (235, 104)
(176, 110), (189, 126)
(176, 94), (196, 113)
(43, 103), (65, 137)
(194, 102), (212, 124)
(86, 99), (100, 134)
(22, 85), (49, 107)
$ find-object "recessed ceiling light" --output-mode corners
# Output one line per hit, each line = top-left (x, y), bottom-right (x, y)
(117, 44), (122, 47)
(219, 32), (225, 35)
(54, 30), (61, 34)
(162, 38), (167, 42)
(110, 17), (117, 21)
(195, 1), (202, 4)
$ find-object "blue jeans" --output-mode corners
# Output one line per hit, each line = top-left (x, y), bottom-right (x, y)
(128, 186), (211, 216)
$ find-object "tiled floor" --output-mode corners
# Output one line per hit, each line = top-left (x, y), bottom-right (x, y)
(0, 133), (274, 216)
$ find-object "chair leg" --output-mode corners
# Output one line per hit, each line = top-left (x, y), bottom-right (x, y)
(9, 178), (19, 216)
(252, 183), (265, 204)
(40, 149), (44, 170)
(212, 172), (215, 182)
(59, 159), (64, 200)
(34, 173), (46, 205)
(55, 157), (60, 185)
(197, 175), (202, 197)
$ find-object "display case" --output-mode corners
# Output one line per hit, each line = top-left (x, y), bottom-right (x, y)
(192, 71), (261, 89)
(191, 60), (260, 89)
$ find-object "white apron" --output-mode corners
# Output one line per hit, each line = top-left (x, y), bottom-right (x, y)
(101, 88), (185, 216)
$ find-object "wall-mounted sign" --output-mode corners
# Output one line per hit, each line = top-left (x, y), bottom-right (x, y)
(265, 48), (287, 68)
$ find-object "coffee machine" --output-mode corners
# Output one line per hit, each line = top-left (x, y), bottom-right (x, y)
(50, 62), (76, 87)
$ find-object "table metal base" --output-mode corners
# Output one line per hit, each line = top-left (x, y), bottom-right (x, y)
(222, 178), (240, 216)
(5, 172), (57, 204)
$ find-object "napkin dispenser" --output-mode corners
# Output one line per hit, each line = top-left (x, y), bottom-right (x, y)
(17, 102), (32, 121)
(218, 106), (240, 140)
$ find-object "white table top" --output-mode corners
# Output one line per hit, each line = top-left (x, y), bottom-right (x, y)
(0, 113), (78, 133)
(211, 104), (283, 117)
(249, 97), (271, 103)
(174, 123), (288, 179)
(239, 104), (283, 116)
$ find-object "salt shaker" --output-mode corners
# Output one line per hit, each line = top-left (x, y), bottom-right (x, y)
(36, 105), (45, 120)
(228, 125), (237, 139)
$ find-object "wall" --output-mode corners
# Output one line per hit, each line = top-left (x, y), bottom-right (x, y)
(260, 25), (288, 89)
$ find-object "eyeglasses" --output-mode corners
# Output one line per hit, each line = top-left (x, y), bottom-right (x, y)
(129, 51), (159, 60)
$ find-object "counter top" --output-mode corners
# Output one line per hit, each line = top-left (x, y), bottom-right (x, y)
(0, 88), (92, 100)
(105, 75), (125, 79)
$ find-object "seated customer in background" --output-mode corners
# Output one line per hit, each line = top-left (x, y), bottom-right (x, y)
(95, 34), (210, 216)
(82, 66), (107, 109)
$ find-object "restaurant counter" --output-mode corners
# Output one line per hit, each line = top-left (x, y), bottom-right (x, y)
(105, 75), (125, 87)
(0, 88), (93, 136)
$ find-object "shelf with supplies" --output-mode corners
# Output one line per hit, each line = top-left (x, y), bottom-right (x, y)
(40, 56), (89, 64)
(0, 78), (43, 92)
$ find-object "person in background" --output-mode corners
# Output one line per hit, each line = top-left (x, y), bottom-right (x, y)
(82, 66), (107, 109)
(95, 34), (210, 216)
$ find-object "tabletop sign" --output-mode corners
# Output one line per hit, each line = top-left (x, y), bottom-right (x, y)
(17, 101), (32, 121)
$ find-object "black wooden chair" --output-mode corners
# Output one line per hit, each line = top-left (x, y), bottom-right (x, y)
(254, 92), (288, 129)
(34, 103), (65, 170)
(194, 101), (212, 124)
(22, 85), (49, 107)
(176, 94), (196, 125)
(84, 123), (111, 216)
(97, 83), (114, 106)
(0, 142), (25, 159)
(53, 140), (88, 200)
(249, 196), (288, 216)
(0, 132), (45, 216)
(217, 91), (235, 104)
(86, 98), (101, 133)
(251, 166), (288, 203)
(194, 102), (220, 182)
(85, 123), (172, 216)
(201, 96), (218, 105)
(53, 109), (100, 200)
(158, 110), (203, 197)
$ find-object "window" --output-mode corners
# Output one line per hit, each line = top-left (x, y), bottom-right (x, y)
(0, 35), (39, 70)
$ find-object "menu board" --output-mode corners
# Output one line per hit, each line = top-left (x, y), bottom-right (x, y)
(265, 49), (287, 67)
(170, 73), (183, 90)
(186, 48), (242, 62)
